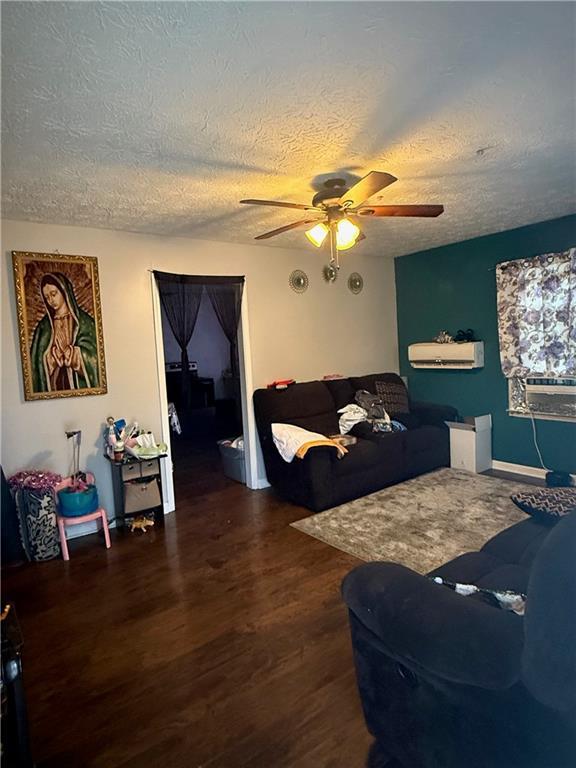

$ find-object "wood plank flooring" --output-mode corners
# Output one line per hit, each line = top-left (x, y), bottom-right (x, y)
(3, 453), (372, 768)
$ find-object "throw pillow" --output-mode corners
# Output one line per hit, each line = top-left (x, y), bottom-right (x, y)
(511, 488), (576, 524)
(375, 379), (409, 416)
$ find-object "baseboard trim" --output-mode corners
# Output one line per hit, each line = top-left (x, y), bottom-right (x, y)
(64, 508), (174, 541)
(252, 477), (271, 490)
(491, 460), (576, 483)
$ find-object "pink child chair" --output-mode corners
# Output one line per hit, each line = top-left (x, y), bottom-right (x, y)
(54, 472), (111, 561)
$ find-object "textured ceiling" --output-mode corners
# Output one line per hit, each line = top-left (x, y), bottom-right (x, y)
(2, 2), (575, 259)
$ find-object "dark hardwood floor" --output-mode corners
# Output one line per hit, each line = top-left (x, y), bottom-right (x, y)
(3, 454), (371, 768)
(483, 468), (545, 486)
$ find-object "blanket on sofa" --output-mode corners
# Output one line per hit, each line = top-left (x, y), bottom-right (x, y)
(272, 423), (348, 462)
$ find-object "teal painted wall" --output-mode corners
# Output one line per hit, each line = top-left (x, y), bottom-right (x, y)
(395, 215), (576, 473)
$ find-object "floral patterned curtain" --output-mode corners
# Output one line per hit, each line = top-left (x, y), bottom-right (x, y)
(496, 248), (575, 378)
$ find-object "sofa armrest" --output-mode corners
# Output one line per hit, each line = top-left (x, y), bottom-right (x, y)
(262, 435), (337, 476)
(410, 400), (458, 428)
(260, 436), (338, 511)
(342, 562), (523, 689)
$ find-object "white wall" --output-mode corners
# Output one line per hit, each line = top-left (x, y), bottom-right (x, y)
(161, 292), (230, 399)
(1, 219), (399, 517)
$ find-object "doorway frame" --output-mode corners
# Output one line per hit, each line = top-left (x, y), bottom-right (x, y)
(150, 273), (261, 515)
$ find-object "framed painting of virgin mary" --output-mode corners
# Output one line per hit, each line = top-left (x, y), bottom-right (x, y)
(12, 251), (107, 400)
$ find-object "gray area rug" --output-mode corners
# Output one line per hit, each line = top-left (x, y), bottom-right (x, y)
(291, 468), (533, 573)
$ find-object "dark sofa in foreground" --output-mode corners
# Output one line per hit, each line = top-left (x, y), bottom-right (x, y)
(342, 512), (576, 768)
(253, 373), (457, 512)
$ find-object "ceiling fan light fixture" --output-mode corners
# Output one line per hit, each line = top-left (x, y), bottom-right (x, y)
(305, 222), (329, 247)
(243, 170), (443, 244)
(336, 218), (361, 250)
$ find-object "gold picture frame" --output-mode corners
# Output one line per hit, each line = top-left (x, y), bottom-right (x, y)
(12, 251), (107, 401)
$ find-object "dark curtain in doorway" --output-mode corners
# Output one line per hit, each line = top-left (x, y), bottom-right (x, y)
(154, 272), (245, 407)
(154, 271), (204, 407)
(204, 277), (245, 377)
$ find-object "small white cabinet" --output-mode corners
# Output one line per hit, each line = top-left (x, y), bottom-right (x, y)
(446, 415), (492, 473)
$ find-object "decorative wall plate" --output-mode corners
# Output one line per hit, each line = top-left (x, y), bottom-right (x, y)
(322, 264), (338, 283)
(348, 272), (363, 294)
(289, 269), (309, 293)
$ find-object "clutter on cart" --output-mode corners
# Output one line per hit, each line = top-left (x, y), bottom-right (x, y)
(104, 416), (167, 461)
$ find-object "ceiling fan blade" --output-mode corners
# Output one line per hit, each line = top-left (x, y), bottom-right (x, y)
(338, 171), (397, 208)
(354, 205), (444, 218)
(254, 218), (322, 240)
(240, 199), (321, 211)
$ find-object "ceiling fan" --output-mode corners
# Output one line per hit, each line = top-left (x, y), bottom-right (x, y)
(240, 171), (444, 268)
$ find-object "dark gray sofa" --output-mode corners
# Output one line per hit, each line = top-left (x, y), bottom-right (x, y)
(253, 372), (458, 511)
(342, 511), (576, 768)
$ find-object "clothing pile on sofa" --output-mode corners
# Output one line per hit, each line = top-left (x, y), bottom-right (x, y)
(272, 389), (408, 465)
(338, 390), (408, 435)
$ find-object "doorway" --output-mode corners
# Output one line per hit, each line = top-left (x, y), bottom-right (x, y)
(150, 272), (260, 514)
(166, 288), (241, 492)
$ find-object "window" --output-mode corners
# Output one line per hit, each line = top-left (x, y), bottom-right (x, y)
(508, 377), (576, 421)
(496, 248), (575, 422)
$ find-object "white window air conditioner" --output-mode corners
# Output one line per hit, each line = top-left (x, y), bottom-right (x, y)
(408, 341), (484, 370)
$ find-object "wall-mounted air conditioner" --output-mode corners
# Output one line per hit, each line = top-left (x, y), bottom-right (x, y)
(520, 378), (576, 420)
(408, 341), (484, 370)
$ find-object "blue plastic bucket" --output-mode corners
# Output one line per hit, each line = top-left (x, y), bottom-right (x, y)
(57, 485), (99, 517)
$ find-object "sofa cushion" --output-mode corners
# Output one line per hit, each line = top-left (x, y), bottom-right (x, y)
(404, 424), (445, 455)
(406, 425), (445, 453)
(392, 412), (421, 431)
(403, 425), (450, 476)
(429, 551), (503, 582)
(481, 518), (550, 566)
(475, 564), (532, 595)
(349, 372), (405, 398)
(290, 412), (341, 436)
(431, 554), (534, 596)
(410, 400), (458, 428)
(333, 438), (383, 478)
(511, 487), (576, 524)
(349, 421), (380, 440)
(375, 378), (410, 415)
(253, 381), (340, 436)
(349, 423), (406, 451)
(323, 378), (356, 410)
